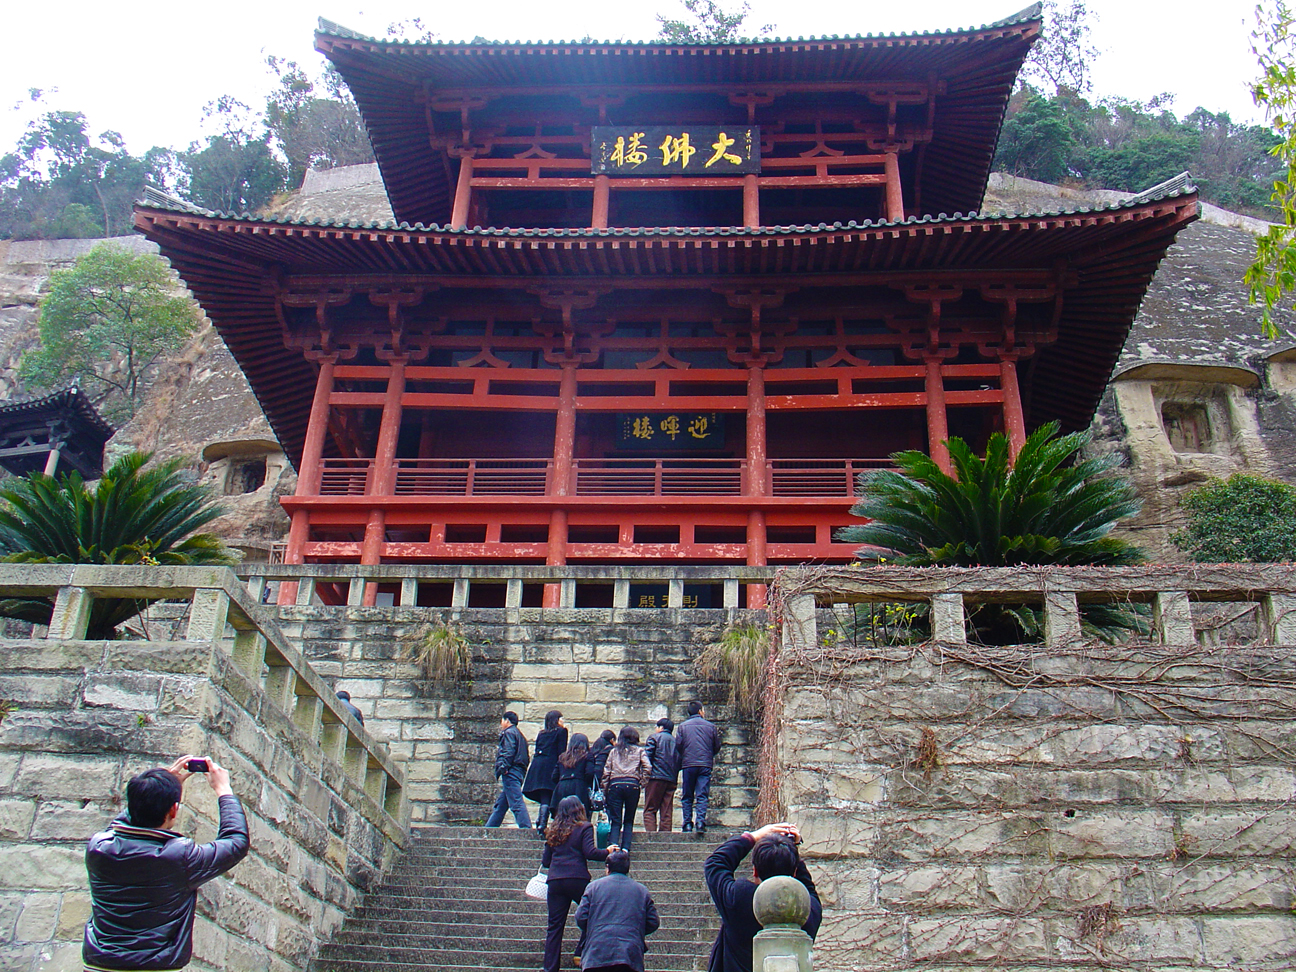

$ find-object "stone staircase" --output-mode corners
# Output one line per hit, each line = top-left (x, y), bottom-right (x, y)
(312, 826), (725, 972)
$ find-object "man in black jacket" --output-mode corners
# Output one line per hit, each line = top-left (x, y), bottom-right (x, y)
(641, 718), (679, 832)
(576, 850), (660, 972)
(84, 755), (249, 972)
(675, 701), (721, 833)
(703, 822), (821, 972)
(485, 709), (532, 828)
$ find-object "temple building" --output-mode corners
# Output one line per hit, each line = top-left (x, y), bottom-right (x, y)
(134, 5), (1197, 605)
(0, 386), (114, 479)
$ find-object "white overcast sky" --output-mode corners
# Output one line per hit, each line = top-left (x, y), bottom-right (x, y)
(1, 0), (1266, 158)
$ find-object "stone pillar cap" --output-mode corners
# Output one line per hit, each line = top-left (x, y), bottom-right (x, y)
(753, 875), (811, 927)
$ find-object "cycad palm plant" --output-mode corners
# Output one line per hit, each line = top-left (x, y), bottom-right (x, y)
(0, 452), (234, 637)
(837, 422), (1144, 643)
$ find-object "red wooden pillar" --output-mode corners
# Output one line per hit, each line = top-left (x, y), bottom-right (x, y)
(359, 359), (407, 603)
(884, 152), (905, 222)
(743, 174), (760, 229)
(592, 175), (610, 229)
(544, 364), (578, 608)
(279, 355), (336, 605)
(1000, 352), (1027, 458)
(451, 154), (474, 229)
(925, 355), (952, 475)
(746, 364), (768, 608)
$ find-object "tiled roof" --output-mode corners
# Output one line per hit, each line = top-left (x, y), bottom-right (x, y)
(316, 5), (1042, 48)
(139, 170), (1196, 238)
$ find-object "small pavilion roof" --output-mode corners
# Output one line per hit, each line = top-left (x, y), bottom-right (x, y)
(134, 173), (1198, 469)
(0, 386), (115, 478)
(316, 7), (1042, 228)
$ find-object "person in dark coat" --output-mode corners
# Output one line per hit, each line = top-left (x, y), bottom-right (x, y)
(676, 701), (722, 833)
(551, 733), (596, 816)
(485, 710), (531, 828)
(84, 755), (249, 972)
(642, 718), (680, 832)
(541, 795), (617, 972)
(588, 728), (616, 781)
(575, 850), (659, 972)
(703, 822), (821, 972)
(335, 690), (364, 725)
(524, 710), (568, 831)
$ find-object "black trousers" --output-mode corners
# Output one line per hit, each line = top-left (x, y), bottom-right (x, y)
(605, 781), (641, 852)
(544, 876), (589, 972)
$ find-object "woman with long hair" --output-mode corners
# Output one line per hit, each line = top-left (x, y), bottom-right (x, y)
(523, 710), (567, 831)
(550, 733), (595, 816)
(601, 725), (651, 853)
(540, 795), (616, 972)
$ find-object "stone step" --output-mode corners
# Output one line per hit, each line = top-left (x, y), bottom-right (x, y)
(337, 917), (715, 941)
(351, 891), (713, 914)
(315, 943), (707, 971)
(332, 929), (714, 952)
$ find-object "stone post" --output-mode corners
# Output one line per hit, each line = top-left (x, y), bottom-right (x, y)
(752, 874), (813, 972)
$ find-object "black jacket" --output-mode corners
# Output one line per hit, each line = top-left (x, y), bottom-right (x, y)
(84, 794), (250, 971)
(576, 872), (660, 972)
(494, 724), (529, 778)
(676, 715), (722, 770)
(587, 737), (614, 783)
(523, 726), (568, 800)
(541, 821), (610, 881)
(703, 833), (821, 972)
(643, 729), (680, 782)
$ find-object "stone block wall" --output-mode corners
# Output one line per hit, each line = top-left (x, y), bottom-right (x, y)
(776, 632), (1296, 971)
(0, 633), (404, 972)
(273, 605), (763, 827)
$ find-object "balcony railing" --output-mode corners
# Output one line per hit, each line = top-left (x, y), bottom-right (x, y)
(316, 457), (891, 498)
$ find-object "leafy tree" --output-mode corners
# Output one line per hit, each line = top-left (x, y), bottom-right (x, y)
(1020, 0), (1099, 96)
(178, 97), (287, 213)
(264, 58), (374, 188)
(0, 452), (234, 638)
(20, 244), (201, 421)
(656, 0), (773, 43)
(0, 104), (174, 240)
(837, 423), (1143, 643)
(996, 90), (1077, 182)
(1247, 0), (1296, 337)
(1171, 473), (1296, 562)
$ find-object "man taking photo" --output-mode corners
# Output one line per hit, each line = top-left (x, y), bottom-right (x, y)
(84, 754), (249, 972)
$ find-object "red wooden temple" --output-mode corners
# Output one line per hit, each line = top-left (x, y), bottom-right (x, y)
(135, 6), (1197, 606)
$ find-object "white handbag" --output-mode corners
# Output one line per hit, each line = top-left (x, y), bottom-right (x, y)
(525, 868), (548, 899)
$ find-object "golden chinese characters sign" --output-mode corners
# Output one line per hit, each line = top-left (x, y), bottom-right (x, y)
(592, 127), (760, 176)
(617, 412), (725, 451)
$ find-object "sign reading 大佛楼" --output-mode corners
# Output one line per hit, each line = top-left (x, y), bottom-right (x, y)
(592, 127), (760, 176)
(617, 413), (725, 451)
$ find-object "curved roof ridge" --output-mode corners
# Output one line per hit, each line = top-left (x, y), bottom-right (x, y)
(317, 6), (1042, 49)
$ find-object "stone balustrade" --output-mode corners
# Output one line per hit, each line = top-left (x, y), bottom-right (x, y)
(769, 563), (1296, 972)
(0, 564), (406, 972)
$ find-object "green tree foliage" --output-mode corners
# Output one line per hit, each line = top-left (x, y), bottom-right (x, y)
(20, 244), (200, 421)
(1248, 0), (1296, 337)
(1171, 473), (1296, 562)
(178, 97), (287, 214)
(0, 100), (174, 240)
(0, 452), (234, 638)
(264, 58), (374, 189)
(656, 0), (772, 43)
(993, 87), (1281, 218)
(837, 423), (1143, 644)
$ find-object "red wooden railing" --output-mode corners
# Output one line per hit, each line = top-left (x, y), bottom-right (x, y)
(316, 457), (891, 498)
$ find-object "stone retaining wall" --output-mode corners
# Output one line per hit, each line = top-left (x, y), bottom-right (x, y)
(0, 568), (406, 972)
(776, 626), (1296, 971)
(273, 605), (763, 827)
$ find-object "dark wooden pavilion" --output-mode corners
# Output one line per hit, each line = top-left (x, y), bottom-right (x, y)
(135, 5), (1198, 606)
(0, 386), (114, 479)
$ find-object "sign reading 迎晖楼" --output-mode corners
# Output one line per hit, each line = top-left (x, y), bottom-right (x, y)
(618, 412), (725, 450)
(592, 127), (760, 176)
